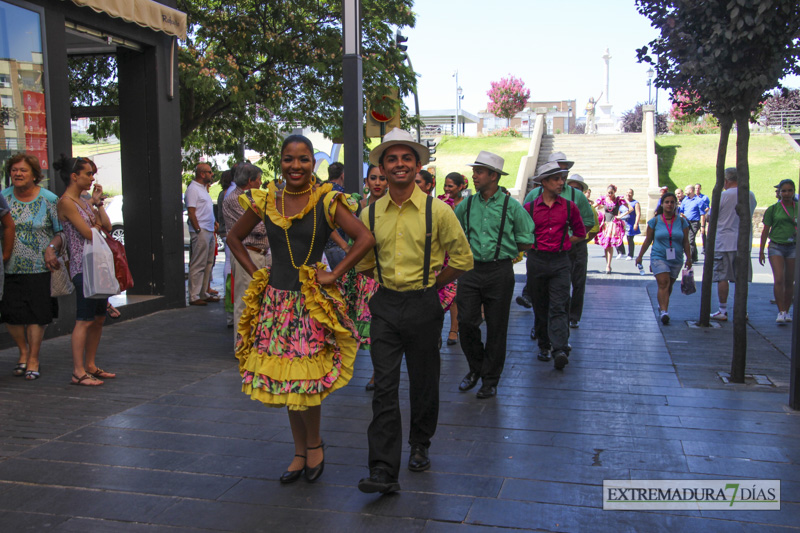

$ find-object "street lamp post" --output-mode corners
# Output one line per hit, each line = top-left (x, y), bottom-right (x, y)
(527, 107), (532, 138)
(646, 67), (654, 104)
(453, 70), (459, 137)
(457, 86), (463, 136)
(342, 0), (362, 194)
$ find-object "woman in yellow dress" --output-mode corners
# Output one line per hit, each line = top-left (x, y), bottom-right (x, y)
(227, 135), (374, 484)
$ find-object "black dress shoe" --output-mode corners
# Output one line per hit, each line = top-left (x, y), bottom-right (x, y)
(569, 320), (579, 329)
(280, 454), (305, 484)
(458, 372), (479, 392)
(553, 351), (569, 370)
(516, 294), (532, 308)
(358, 468), (400, 494)
(530, 327), (537, 340)
(408, 444), (430, 472)
(537, 347), (551, 361)
(304, 442), (325, 482)
(475, 384), (497, 399)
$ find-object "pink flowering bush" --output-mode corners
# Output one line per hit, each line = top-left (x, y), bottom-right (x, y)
(487, 76), (531, 122)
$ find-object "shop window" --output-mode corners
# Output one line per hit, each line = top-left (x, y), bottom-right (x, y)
(0, 0), (48, 170)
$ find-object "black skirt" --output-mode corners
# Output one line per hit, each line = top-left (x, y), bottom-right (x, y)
(0, 272), (58, 325)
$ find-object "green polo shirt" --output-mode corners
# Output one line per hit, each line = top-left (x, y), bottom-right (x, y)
(524, 185), (595, 232)
(455, 189), (534, 262)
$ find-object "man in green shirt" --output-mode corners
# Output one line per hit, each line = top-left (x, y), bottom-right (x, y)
(454, 151), (534, 399)
(522, 153), (595, 330)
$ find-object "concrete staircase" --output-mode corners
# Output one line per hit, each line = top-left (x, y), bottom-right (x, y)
(526, 133), (651, 198)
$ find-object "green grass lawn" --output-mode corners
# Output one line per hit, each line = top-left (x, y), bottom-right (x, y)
(656, 133), (800, 206)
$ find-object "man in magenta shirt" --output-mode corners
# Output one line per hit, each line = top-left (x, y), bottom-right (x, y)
(524, 162), (586, 370)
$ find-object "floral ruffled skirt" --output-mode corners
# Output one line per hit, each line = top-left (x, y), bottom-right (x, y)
(235, 266), (357, 410)
(337, 270), (378, 349)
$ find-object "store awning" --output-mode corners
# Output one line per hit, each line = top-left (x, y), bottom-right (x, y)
(68, 0), (187, 39)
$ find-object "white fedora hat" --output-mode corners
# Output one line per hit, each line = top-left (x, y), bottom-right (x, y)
(466, 150), (508, 176)
(547, 151), (574, 169)
(532, 161), (569, 184)
(566, 173), (588, 192)
(368, 128), (430, 166)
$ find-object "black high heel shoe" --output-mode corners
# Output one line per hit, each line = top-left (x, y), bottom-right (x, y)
(304, 442), (325, 482)
(280, 454), (306, 484)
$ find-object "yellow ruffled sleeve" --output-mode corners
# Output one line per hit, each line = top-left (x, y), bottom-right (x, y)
(323, 191), (359, 229)
(237, 188), (268, 219)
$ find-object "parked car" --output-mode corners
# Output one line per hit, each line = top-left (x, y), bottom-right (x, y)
(105, 195), (224, 250)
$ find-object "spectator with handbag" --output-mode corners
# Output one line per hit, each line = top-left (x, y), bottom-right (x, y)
(55, 155), (115, 386)
(1, 153), (61, 382)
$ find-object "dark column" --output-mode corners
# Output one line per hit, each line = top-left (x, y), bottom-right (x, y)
(342, 1), (363, 194)
(42, 9), (71, 196)
(117, 42), (183, 306)
(790, 238), (800, 410)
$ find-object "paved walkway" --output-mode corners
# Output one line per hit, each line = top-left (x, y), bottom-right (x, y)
(0, 247), (797, 532)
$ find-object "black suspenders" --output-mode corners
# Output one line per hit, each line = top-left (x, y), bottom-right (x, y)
(422, 195), (433, 287)
(465, 193), (510, 261)
(368, 201), (383, 285)
(494, 195), (510, 260)
(369, 195), (434, 288)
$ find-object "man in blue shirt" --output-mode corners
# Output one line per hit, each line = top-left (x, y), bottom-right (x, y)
(678, 185), (704, 263)
(695, 183), (710, 255)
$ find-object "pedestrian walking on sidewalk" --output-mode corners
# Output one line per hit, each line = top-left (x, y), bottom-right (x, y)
(440, 172), (468, 346)
(355, 128), (473, 495)
(55, 156), (116, 386)
(635, 192), (692, 325)
(524, 162), (586, 370)
(709, 168), (757, 322)
(759, 178), (796, 324)
(678, 185), (704, 263)
(227, 135), (374, 485)
(454, 151), (533, 399)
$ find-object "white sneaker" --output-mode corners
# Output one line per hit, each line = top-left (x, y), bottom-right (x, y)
(660, 310), (670, 325)
(776, 312), (786, 324)
(625, 256), (632, 261)
(710, 311), (728, 322)
(615, 253), (623, 260)
(786, 312), (793, 323)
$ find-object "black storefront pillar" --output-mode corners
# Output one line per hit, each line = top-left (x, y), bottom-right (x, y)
(117, 45), (183, 306)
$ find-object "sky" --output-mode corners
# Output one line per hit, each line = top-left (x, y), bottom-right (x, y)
(399, 0), (800, 119)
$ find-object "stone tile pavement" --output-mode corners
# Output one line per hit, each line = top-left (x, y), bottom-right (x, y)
(0, 246), (797, 532)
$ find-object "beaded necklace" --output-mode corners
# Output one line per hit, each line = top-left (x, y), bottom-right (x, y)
(280, 187), (316, 269)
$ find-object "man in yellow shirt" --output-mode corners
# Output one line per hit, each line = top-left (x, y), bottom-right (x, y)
(356, 128), (473, 495)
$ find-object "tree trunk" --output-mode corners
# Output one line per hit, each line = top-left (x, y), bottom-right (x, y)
(730, 111), (752, 383)
(698, 115), (733, 326)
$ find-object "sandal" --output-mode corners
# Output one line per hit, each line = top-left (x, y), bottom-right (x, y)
(88, 367), (116, 379)
(107, 303), (121, 319)
(71, 373), (103, 386)
(365, 374), (375, 391)
(13, 363), (27, 377)
(25, 369), (41, 381)
(447, 330), (459, 346)
(207, 288), (220, 296)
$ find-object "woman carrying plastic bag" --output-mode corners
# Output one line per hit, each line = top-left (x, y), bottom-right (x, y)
(55, 156), (118, 386)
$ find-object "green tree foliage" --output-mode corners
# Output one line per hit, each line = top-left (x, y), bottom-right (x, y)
(177, 0), (416, 169)
(636, 0), (800, 381)
(68, 55), (118, 140)
(68, 0), (417, 170)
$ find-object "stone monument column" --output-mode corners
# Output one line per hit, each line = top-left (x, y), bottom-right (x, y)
(596, 48), (617, 133)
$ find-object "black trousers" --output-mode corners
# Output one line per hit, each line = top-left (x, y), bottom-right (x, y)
(455, 260), (515, 387)
(687, 220), (701, 262)
(367, 286), (444, 478)
(527, 250), (571, 353)
(568, 240), (588, 323)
